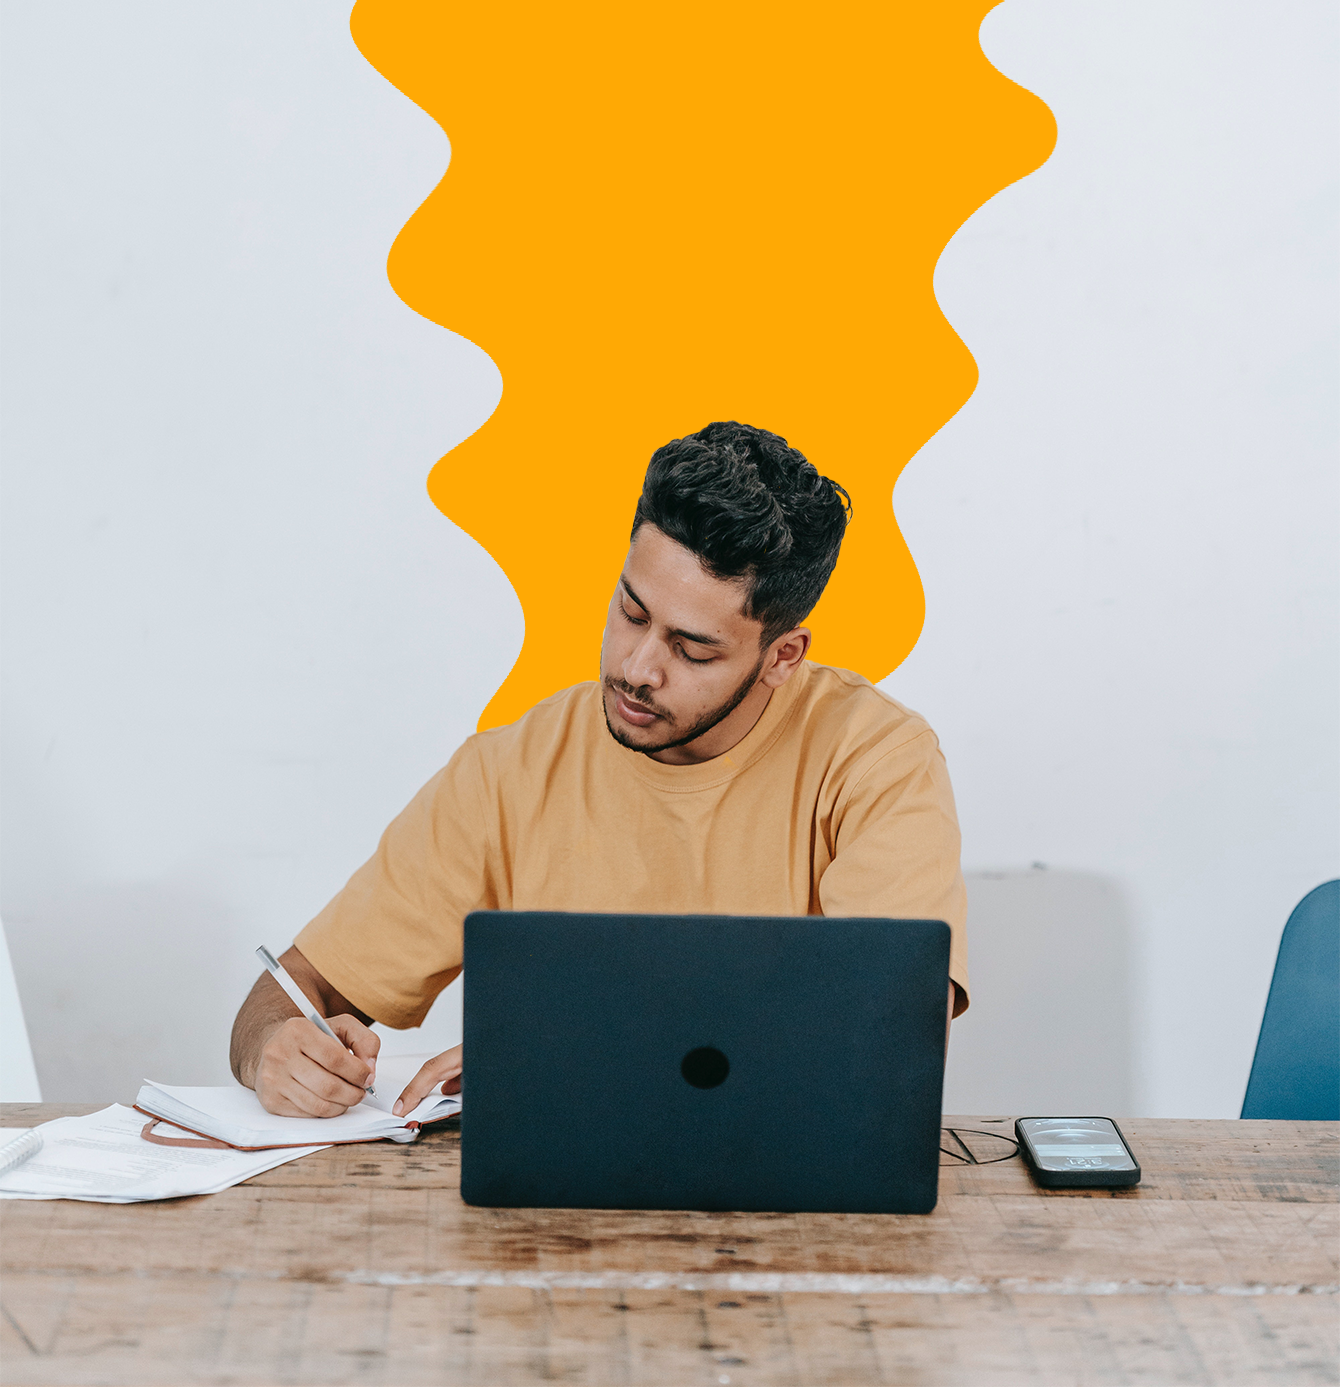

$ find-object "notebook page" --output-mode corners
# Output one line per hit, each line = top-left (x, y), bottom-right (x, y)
(361, 1053), (462, 1122)
(138, 1081), (410, 1146)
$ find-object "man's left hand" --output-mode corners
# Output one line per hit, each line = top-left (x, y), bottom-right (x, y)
(393, 1044), (463, 1117)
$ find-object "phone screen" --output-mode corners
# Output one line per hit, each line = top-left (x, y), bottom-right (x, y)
(1018, 1117), (1136, 1172)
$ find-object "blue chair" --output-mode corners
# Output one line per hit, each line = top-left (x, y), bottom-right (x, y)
(1241, 881), (1339, 1120)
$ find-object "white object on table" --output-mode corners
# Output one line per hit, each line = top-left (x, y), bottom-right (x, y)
(0, 1128), (42, 1176)
(0, 918), (41, 1101)
(0, 1106), (328, 1202)
(134, 1056), (459, 1150)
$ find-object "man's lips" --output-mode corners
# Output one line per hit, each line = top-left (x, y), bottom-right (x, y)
(614, 691), (660, 727)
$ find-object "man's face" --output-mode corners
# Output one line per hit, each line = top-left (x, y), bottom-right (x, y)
(600, 524), (771, 761)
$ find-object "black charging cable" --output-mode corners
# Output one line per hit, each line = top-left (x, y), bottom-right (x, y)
(939, 1127), (1020, 1165)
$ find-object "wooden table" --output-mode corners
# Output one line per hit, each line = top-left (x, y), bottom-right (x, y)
(1, 1106), (1335, 1385)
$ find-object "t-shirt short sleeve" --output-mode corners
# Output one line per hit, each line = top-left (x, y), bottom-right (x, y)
(818, 726), (970, 1014)
(295, 739), (499, 1028)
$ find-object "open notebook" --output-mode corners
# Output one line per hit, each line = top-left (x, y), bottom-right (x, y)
(134, 1054), (461, 1150)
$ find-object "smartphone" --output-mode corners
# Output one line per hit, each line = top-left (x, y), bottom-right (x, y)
(1014, 1116), (1141, 1188)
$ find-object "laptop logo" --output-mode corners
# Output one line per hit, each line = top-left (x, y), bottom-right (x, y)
(681, 1047), (730, 1089)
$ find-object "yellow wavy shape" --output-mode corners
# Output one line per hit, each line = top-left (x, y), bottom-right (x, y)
(351, 1), (1055, 731)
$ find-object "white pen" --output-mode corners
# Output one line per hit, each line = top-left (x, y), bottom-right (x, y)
(255, 945), (375, 1096)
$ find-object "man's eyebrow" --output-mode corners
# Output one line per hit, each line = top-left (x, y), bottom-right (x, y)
(620, 577), (726, 647)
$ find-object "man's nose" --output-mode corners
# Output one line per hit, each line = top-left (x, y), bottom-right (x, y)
(623, 633), (665, 691)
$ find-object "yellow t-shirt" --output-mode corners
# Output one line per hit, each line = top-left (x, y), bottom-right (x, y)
(296, 660), (969, 1027)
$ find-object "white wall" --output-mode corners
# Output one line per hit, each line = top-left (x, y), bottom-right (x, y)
(2, 3), (1335, 1115)
(0, 2), (508, 1099)
(913, 1), (1338, 1117)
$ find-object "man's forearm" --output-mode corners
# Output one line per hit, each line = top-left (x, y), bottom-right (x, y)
(230, 972), (302, 1088)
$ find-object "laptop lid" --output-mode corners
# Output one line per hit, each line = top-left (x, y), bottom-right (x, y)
(461, 911), (950, 1214)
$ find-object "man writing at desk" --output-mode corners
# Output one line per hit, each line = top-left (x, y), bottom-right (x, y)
(230, 421), (969, 1117)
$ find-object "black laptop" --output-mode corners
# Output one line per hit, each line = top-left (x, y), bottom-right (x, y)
(460, 911), (950, 1214)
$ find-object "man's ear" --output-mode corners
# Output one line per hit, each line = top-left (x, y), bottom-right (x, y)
(760, 627), (811, 688)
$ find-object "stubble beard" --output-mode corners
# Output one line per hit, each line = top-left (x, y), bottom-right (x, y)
(601, 656), (766, 756)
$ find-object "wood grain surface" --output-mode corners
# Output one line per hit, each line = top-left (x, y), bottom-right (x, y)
(2, 1106), (1336, 1385)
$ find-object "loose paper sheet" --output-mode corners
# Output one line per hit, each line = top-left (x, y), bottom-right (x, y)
(0, 1105), (328, 1202)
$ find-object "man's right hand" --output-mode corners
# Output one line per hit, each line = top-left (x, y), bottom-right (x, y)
(252, 1013), (380, 1118)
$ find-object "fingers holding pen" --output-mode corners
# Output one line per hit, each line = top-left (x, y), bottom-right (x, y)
(254, 1016), (376, 1116)
(297, 1023), (377, 1106)
(270, 1056), (366, 1118)
(292, 1053), (370, 1114)
(321, 1013), (380, 1090)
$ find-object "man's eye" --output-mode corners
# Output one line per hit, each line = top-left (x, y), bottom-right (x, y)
(621, 606), (646, 625)
(678, 647), (713, 665)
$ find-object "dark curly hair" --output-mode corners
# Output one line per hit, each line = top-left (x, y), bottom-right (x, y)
(631, 421), (851, 646)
